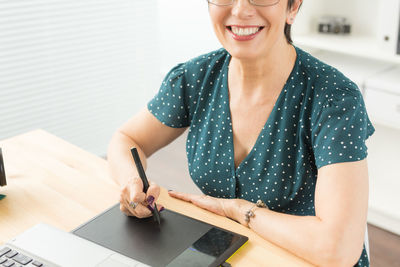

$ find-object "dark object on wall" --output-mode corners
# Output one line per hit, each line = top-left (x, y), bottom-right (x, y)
(318, 16), (351, 35)
(0, 148), (6, 187)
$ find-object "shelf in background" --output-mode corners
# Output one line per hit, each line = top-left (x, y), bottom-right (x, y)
(294, 33), (400, 64)
(309, 50), (395, 89)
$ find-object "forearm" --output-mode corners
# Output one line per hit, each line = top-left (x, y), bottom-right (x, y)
(107, 130), (147, 187)
(226, 200), (356, 267)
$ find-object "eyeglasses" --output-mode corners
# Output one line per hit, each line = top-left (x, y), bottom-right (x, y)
(207, 0), (280, 7)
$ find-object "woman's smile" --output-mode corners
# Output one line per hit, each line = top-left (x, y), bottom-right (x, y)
(208, 0), (289, 59)
(226, 25), (265, 41)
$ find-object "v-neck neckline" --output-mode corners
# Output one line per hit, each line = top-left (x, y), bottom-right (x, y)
(223, 46), (300, 174)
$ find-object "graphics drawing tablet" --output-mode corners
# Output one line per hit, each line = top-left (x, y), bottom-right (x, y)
(73, 203), (248, 267)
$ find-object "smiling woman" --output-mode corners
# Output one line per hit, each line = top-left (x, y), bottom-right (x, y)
(207, 0), (300, 61)
(209, 0), (299, 43)
(108, 1), (374, 266)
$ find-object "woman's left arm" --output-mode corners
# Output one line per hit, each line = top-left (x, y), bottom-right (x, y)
(169, 159), (369, 267)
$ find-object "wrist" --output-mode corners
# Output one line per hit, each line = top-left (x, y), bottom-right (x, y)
(219, 198), (232, 219)
(231, 199), (269, 227)
(227, 199), (254, 225)
(220, 198), (241, 221)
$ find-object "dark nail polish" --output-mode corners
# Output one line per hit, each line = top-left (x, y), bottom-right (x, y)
(168, 190), (173, 192)
(147, 204), (154, 212)
(160, 207), (165, 212)
(147, 195), (155, 205)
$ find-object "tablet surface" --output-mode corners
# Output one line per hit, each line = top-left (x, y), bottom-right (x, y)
(73, 204), (248, 267)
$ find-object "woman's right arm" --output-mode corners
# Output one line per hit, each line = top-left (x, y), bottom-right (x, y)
(107, 107), (187, 217)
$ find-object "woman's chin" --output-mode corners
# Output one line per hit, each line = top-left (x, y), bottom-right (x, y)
(228, 49), (263, 61)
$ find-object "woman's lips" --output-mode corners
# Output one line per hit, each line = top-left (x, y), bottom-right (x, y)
(226, 26), (265, 41)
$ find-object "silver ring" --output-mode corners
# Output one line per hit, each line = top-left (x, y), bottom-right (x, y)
(129, 201), (139, 209)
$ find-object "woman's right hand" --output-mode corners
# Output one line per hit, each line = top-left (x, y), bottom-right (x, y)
(119, 177), (163, 218)
(108, 108), (185, 218)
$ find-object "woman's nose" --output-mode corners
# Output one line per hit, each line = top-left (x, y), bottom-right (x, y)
(231, 0), (256, 19)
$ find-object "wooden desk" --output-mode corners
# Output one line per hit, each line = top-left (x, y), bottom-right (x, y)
(0, 130), (313, 266)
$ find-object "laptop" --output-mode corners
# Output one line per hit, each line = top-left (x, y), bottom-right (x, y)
(1, 204), (248, 267)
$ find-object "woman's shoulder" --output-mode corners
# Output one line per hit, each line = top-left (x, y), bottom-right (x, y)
(163, 48), (229, 83)
(171, 48), (228, 72)
(295, 46), (362, 100)
(185, 48), (229, 68)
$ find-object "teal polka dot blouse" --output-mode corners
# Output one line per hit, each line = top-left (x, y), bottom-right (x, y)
(148, 46), (374, 266)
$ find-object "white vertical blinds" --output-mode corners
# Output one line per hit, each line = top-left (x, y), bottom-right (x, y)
(0, 0), (159, 156)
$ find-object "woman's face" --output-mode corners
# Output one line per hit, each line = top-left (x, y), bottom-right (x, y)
(208, 0), (295, 60)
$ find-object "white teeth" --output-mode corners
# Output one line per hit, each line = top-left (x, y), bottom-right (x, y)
(231, 26), (261, 36)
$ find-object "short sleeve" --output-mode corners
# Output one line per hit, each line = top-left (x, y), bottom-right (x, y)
(147, 63), (191, 128)
(311, 90), (375, 169)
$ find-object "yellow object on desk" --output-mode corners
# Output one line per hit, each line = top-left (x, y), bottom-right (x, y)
(0, 130), (314, 266)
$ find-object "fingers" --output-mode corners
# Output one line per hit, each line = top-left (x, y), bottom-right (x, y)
(127, 199), (153, 218)
(168, 191), (225, 216)
(168, 190), (194, 202)
(120, 197), (153, 218)
(146, 181), (160, 204)
(119, 178), (148, 218)
(129, 178), (146, 203)
(119, 177), (163, 218)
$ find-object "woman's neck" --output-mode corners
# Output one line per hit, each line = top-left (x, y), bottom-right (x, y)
(228, 41), (296, 97)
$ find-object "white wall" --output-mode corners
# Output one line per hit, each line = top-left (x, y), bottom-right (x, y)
(367, 124), (400, 234)
(158, 0), (221, 75)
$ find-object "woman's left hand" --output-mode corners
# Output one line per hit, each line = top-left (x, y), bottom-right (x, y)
(168, 191), (229, 217)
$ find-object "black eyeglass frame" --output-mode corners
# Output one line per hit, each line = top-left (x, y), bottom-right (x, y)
(207, 0), (280, 7)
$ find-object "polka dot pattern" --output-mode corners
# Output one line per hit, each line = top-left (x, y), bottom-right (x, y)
(148, 46), (374, 266)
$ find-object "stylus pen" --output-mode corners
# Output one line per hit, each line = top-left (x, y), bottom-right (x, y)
(130, 147), (161, 225)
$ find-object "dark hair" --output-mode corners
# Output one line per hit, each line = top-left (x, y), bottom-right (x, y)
(285, 0), (301, 44)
